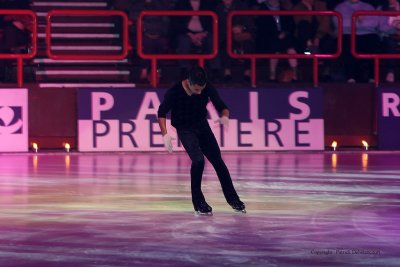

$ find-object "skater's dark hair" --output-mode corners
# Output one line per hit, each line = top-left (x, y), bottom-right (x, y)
(188, 66), (207, 86)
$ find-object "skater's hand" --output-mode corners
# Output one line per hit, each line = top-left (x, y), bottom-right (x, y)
(214, 116), (229, 128)
(163, 134), (175, 153)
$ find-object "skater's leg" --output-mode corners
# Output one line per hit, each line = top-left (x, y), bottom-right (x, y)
(177, 129), (209, 211)
(198, 123), (241, 203)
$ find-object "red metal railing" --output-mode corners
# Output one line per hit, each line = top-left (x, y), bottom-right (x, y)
(0, 10), (37, 87)
(137, 10), (218, 87)
(228, 10), (342, 87)
(351, 11), (400, 88)
(46, 10), (130, 60)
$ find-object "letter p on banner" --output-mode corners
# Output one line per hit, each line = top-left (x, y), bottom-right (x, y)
(92, 92), (114, 120)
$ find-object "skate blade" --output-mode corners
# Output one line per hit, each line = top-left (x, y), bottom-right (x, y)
(194, 211), (213, 216)
(234, 209), (246, 214)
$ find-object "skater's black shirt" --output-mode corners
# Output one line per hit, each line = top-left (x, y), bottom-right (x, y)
(157, 82), (227, 130)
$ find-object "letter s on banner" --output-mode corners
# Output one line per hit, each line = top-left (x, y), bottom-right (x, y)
(289, 91), (310, 120)
(92, 92), (114, 120)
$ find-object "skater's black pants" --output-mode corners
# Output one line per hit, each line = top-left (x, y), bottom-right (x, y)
(177, 121), (239, 205)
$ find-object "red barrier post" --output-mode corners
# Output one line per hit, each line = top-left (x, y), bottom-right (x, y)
(0, 10), (37, 87)
(46, 10), (130, 60)
(227, 10), (342, 87)
(137, 10), (218, 88)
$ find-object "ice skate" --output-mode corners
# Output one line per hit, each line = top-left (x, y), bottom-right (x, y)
(229, 199), (246, 213)
(193, 200), (213, 216)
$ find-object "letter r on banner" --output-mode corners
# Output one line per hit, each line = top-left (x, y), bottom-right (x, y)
(382, 93), (400, 117)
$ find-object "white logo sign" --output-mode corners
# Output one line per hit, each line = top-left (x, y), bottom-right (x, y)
(0, 89), (28, 152)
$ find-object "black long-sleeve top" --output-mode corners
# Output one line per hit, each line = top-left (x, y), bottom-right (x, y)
(158, 82), (228, 130)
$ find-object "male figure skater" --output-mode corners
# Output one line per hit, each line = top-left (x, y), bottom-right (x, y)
(157, 66), (245, 215)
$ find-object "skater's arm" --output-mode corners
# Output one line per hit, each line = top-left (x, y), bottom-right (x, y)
(157, 87), (174, 134)
(158, 117), (168, 136)
(221, 108), (229, 118)
(207, 84), (228, 114)
(158, 117), (174, 153)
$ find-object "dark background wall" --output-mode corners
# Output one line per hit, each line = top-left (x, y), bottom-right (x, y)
(28, 85), (77, 148)
(323, 83), (376, 147)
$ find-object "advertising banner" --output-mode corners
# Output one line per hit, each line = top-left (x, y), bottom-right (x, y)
(0, 89), (28, 152)
(378, 87), (400, 150)
(78, 87), (324, 151)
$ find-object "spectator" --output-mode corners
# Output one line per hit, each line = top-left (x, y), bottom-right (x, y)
(0, 0), (30, 10)
(325, 0), (338, 10)
(0, 0), (32, 53)
(170, 0), (217, 79)
(333, 0), (381, 83)
(216, 0), (255, 83)
(292, 0), (336, 81)
(292, 0), (332, 53)
(281, 0), (294, 10)
(114, 0), (170, 84)
(379, 0), (400, 82)
(0, 0), (32, 81)
(136, 0), (170, 83)
(0, 15), (33, 54)
(252, 0), (298, 82)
